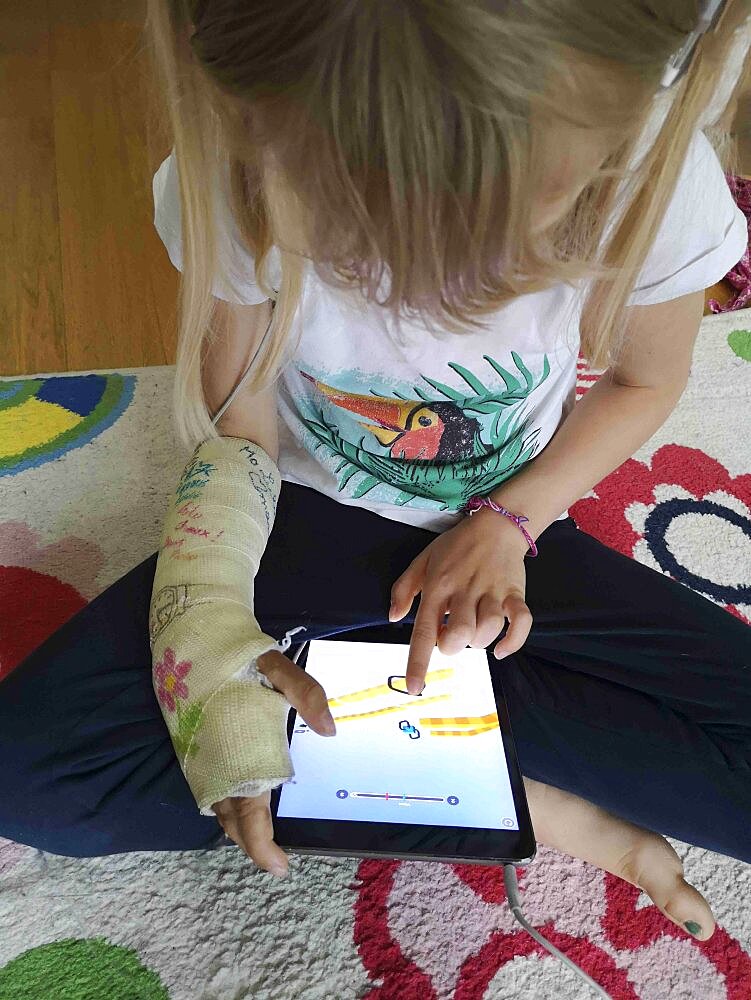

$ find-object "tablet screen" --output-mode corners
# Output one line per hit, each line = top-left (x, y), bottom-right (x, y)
(276, 639), (519, 831)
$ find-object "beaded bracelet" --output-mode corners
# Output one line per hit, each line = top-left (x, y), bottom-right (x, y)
(462, 495), (539, 557)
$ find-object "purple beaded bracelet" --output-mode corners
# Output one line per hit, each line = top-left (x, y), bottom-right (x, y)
(462, 495), (539, 557)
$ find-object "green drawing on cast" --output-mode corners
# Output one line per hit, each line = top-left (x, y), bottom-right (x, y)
(173, 699), (202, 760)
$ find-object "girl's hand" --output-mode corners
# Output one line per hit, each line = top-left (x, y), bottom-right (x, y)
(389, 509), (533, 695)
(212, 648), (336, 877)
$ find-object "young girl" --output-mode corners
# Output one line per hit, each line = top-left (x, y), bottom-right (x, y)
(2, 0), (751, 946)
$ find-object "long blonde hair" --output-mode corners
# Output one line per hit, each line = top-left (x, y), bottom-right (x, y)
(145, 0), (749, 450)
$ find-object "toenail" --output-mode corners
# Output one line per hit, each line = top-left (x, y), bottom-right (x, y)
(684, 921), (702, 937)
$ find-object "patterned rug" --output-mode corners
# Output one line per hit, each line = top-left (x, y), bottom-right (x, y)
(0, 308), (750, 1000)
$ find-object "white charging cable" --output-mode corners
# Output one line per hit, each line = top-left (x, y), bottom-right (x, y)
(503, 864), (612, 998)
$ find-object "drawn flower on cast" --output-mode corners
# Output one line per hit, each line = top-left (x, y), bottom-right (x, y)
(154, 647), (193, 712)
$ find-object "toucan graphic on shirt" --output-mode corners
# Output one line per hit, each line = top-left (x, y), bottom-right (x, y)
(295, 352), (551, 512)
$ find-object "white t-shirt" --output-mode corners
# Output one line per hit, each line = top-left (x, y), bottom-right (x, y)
(153, 126), (747, 533)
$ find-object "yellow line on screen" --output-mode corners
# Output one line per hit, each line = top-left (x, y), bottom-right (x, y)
(428, 724), (498, 737)
(331, 693), (451, 723)
(327, 666), (455, 707)
(419, 713), (499, 727)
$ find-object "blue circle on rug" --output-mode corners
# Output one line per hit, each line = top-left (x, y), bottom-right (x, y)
(644, 498), (751, 604)
(0, 374), (136, 477)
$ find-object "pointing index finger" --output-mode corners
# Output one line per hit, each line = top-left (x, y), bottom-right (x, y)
(405, 598), (441, 694)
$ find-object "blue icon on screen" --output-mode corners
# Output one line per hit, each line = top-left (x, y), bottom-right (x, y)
(336, 789), (349, 799)
(399, 720), (421, 740)
(447, 796), (459, 806)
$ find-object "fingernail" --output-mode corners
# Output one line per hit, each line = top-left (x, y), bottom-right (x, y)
(271, 865), (288, 878)
(323, 720), (336, 737)
(388, 603), (397, 622)
(494, 651), (508, 660)
(684, 921), (702, 937)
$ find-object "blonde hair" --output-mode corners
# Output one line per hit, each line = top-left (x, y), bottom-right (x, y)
(146, 0), (749, 450)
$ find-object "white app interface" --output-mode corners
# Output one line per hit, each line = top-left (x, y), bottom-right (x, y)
(277, 640), (519, 830)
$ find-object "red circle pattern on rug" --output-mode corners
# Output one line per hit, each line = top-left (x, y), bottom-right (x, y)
(352, 859), (751, 999)
(0, 566), (86, 681)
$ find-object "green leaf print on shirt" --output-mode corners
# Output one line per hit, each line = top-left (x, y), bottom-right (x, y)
(298, 353), (551, 511)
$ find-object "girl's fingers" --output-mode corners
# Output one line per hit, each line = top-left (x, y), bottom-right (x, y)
(256, 648), (336, 736)
(406, 594), (443, 694)
(389, 549), (428, 621)
(212, 649), (339, 878)
(437, 598), (476, 656)
(236, 794), (289, 876)
(214, 793), (289, 876)
(472, 593), (508, 649)
(493, 593), (533, 659)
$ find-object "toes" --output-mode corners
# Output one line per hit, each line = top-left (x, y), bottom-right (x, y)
(655, 875), (716, 942)
(521, 778), (717, 942)
(619, 841), (716, 941)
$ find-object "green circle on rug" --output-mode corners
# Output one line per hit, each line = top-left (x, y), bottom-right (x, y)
(0, 938), (170, 1000)
(728, 328), (751, 362)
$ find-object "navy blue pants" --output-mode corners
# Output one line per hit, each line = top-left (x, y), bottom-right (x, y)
(1, 482), (749, 860)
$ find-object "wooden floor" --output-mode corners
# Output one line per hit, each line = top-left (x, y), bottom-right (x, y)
(3, 2), (750, 377)
(3, 1), (177, 376)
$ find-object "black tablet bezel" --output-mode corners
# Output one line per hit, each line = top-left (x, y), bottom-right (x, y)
(270, 639), (537, 866)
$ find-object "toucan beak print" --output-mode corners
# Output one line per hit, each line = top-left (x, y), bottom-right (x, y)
(300, 370), (483, 461)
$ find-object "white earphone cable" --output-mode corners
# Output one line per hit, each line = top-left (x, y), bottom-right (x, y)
(210, 308), (276, 427)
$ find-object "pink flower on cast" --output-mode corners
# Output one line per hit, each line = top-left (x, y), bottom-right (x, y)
(154, 646), (193, 712)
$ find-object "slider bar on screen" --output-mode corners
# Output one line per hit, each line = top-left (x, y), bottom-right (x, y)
(350, 792), (444, 802)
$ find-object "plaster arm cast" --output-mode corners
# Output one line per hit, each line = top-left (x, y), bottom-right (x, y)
(148, 436), (295, 816)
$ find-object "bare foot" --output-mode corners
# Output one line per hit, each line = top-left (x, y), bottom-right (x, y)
(523, 777), (715, 941)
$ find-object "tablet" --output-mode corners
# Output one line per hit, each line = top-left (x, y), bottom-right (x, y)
(271, 637), (536, 866)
